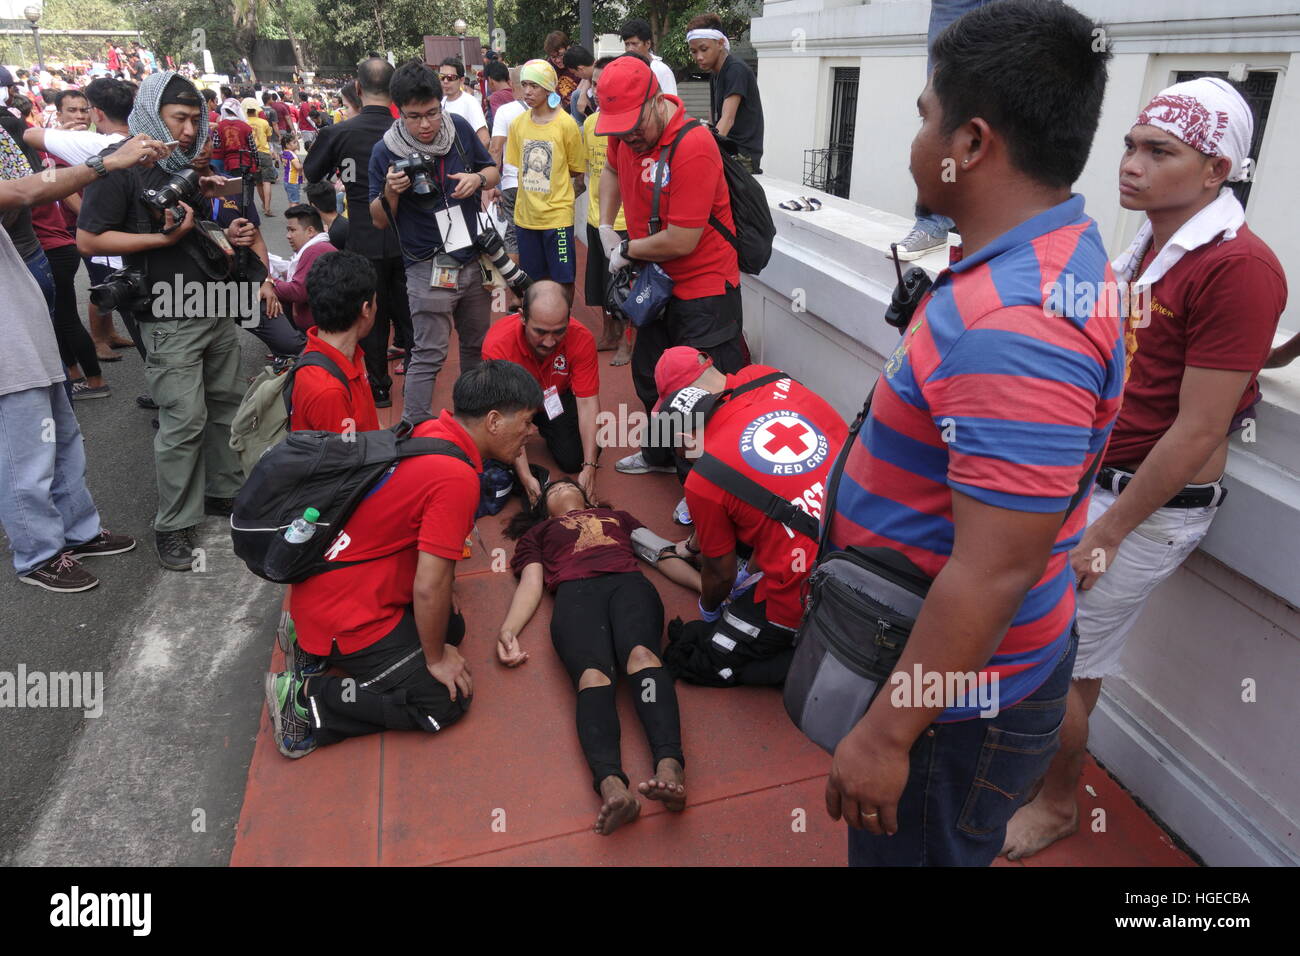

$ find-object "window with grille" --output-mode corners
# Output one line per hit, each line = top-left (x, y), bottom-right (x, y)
(803, 67), (859, 199)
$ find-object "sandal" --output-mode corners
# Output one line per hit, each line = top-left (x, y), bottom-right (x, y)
(778, 199), (808, 212)
(802, 197), (823, 210)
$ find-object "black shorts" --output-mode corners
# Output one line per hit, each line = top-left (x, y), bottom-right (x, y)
(584, 222), (627, 314)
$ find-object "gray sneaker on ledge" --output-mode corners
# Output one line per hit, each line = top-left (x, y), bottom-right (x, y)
(615, 451), (676, 475)
(890, 227), (947, 261)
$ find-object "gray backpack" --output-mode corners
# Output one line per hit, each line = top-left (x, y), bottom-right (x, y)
(229, 353), (349, 476)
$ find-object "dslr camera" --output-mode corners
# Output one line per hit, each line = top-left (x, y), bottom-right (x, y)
(142, 166), (201, 214)
(89, 265), (152, 315)
(394, 153), (438, 200)
(475, 226), (531, 294)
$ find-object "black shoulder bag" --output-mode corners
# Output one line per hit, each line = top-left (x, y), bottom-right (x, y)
(783, 386), (1102, 754)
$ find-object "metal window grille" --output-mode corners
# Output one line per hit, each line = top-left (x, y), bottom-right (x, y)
(803, 68), (859, 199)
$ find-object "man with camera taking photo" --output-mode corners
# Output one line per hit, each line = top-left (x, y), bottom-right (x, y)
(77, 71), (250, 572)
(1, 129), (168, 592)
(369, 60), (500, 424)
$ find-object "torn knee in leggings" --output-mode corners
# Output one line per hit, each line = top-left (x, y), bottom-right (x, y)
(577, 666), (613, 689)
(625, 645), (662, 673)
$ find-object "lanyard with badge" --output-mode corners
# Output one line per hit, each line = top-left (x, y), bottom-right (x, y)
(378, 136), (477, 287)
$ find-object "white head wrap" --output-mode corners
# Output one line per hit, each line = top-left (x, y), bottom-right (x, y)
(1135, 76), (1254, 182)
(686, 29), (731, 51)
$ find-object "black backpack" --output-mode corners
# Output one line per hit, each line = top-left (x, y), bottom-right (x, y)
(658, 119), (776, 276)
(230, 421), (474, 583)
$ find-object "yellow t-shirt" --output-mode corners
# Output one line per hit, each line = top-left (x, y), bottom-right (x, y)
(583, 112), (625, 231)
(506, 108), (585, 231)
(246, 115), (273, 153)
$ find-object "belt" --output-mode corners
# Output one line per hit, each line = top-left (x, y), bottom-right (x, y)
(1096, 466), (1227, 509)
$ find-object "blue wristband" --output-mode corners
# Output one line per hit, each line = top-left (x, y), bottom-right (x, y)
(699, 599), (722, 623)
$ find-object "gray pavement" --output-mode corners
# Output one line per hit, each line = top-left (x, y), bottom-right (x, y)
(1, 180), (302, 864)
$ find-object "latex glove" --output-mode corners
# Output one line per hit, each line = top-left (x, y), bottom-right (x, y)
(598, 224), (622, 259)
(607, 238), (631, 273)
(699, 599), (722, 624)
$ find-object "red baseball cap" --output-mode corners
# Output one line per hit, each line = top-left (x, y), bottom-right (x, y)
(594, 55), (660, 137)
(653, 347), (713, 411)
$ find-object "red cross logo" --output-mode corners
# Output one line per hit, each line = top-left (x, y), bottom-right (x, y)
(763, 421), (810, 457)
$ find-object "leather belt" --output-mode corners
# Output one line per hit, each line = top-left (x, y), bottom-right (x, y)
(1096, 466), (1227, 509)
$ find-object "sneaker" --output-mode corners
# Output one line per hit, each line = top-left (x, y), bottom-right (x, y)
(673, 496), (693, 526)
(135, 393), (158, 410)
(615, 451), (676, 475)
(372, 387), (392, 409)
(293, 643), (328, 679)
(65, 529), (137, 559)
(155, 529), (194, 571)
(204, 496), (235, 517)
(264, 671), (317, 759)
(71, 381), (111, 401)
(890, 227), (947, 262)
(276, 612), (328, 678)
(19, 552), (99, 592)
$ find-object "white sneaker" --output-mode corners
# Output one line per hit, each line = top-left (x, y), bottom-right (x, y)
(889, 227), (947, 262)
(615, 451), (676, 475)
(673, 497), (692, 526)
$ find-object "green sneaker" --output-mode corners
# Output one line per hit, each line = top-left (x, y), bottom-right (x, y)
(275, 612), (327, 678)
(264, 670), (317, 759)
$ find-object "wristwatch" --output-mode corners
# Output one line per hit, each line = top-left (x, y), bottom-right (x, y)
(85, 154), (109, 178)
(477, 172), (487, 190)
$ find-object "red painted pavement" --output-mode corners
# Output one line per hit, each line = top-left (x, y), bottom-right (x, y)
(232, 242), (1195, 867)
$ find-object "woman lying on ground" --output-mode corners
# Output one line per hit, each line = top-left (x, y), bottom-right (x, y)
(499, 478), (699, 835)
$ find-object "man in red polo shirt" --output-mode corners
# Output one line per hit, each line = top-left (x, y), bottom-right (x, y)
(482, 280), (602, 500)
(289, 250), (380, 433)
(657, 348), (847, 679)
(265, 360), (543, 758)
(595, 54), (748, 514)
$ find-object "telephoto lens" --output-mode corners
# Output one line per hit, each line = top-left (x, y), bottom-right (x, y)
(476, 226), (532, 293)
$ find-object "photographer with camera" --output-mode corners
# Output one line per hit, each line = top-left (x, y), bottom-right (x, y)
(1, 128), (169, 591)
(369, 60), (500, 424)
(77, 71), (251, 572)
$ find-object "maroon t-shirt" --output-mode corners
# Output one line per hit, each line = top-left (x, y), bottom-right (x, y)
(511, 507), (645, 592)
(1106, 224), (1287, 465)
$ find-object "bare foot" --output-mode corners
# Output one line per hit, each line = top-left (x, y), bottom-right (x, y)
(1000, 793), (1078, 860)
(637, 758), (686, 812)
(610, 343), (632, 367)
(109, 336), (136, 349)
(593, 776), (641, 835)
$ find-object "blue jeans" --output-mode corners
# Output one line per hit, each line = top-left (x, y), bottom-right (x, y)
(912, 0), (990, 239)
(848, 630), (1077, 866)
(0, 384), (102, 575)
(284, 182), (302, 204)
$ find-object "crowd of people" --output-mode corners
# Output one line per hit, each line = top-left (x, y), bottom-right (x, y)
(1, 0), (1295, 866)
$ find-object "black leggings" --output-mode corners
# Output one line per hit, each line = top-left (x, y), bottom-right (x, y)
(45, 244), (101, 379)
(551, 571), (684, 792)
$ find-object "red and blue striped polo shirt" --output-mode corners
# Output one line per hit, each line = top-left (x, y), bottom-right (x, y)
(829, 195), (1125, 721)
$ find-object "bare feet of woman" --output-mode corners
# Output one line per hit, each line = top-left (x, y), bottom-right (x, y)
(593, 776), (641, 836)
(610, 340), (632, 367)
(637, 757), (686, 812)
(1000, 792), (1078, 860)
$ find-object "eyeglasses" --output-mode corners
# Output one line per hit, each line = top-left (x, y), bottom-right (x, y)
(439, 74), (460, 81)
(401, 108), (442, 123)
